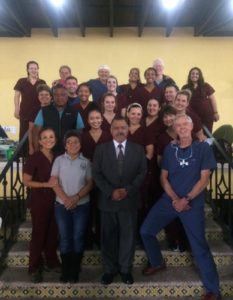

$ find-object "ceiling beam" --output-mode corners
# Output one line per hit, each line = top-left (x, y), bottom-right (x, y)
(0, 19), (25, 36)
(202, 16), (233, 36)
(165, 5), (184, 38)
(109, 0), (114, 37)
(204, 30), (233, 37)
(39, 0), (58, 37)
(3, 0), (31, 36)
(194, 0), (225, 36)
(165, 25), (173, 37)
(0, 31), (23, 37)
(138, 0), (151, 37)
(74, 0), (86, 37)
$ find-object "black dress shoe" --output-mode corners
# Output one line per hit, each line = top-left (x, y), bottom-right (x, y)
(120, 273), (134, 284)
(101, 273), (114, 285)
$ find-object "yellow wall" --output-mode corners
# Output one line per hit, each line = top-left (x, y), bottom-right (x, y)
(0, 27), (232, 140)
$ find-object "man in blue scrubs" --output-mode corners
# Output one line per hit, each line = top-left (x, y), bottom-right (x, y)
(140, 114), (221, 300)
(87, 64), (110, 102)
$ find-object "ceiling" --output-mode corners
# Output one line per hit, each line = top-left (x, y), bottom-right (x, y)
(0, 0), (233, 38)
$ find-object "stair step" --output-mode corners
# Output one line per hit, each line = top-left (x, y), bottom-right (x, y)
(1, 299), (233, 300)
(0, 265), (232, 298)
(25, 205), (213, 222)
(6, 240), (233, 268)
(17, 218), (223, 242)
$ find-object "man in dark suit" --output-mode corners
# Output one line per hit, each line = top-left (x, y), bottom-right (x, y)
(92, 117), (147, 285)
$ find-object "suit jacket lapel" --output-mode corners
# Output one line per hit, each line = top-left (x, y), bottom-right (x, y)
(107, 141), (118, 166)
(106, 141), (133, 179)
(123, 141), (133, 171)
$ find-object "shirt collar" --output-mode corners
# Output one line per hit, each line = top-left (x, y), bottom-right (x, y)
(64, 152), (82, 161)
(113, 139), (127, 150)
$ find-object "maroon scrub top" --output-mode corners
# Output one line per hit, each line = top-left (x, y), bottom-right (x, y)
(101, 114), (119, 134)
(157, 132), (174, 156)
(134, 86), (162, 113)
(14, 77), (46, 121)
(127, 125), (153, 147)
(142, 118), (166, 155)
(115, 94), (128, 115)
(73, 102), (98, 129)
(186, 108), (203, 134)
(82, 130), (112, 161)
(119, 83), (145, 106)
(23, 151), (55, 202)
(182, 83), (215, 132)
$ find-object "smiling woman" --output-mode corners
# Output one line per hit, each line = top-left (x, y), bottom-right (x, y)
(23, 127), (60, 283)
(182, 67), (219, 133)
(13, 61), (46, 141)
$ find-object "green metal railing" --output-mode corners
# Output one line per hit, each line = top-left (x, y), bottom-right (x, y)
(204, 126), (233, 245)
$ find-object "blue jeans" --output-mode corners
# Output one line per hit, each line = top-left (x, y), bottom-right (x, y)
(55, 202), (90, 254)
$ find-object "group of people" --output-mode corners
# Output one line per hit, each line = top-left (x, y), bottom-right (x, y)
(18, 59), (221, 300)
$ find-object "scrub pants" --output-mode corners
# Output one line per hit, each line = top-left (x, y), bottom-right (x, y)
(140, 195), (220, 294)
(29, 197), (59, 273)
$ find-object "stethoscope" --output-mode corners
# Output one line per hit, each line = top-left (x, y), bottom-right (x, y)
(171, 143), (193, 168)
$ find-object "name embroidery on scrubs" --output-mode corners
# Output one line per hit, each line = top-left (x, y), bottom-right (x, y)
(173, 144), (193, 168)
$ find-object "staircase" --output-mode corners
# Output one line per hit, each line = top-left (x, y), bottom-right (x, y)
(0, 206), (233, 299)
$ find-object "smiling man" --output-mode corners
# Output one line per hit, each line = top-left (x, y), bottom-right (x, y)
(33, 84), (84, 154)
(140, 114), (221, 300)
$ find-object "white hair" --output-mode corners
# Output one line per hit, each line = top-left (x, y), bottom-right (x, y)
(153, 58), (165, 67)
(98, 64), (110, 72)
(174, 114), (193, 125)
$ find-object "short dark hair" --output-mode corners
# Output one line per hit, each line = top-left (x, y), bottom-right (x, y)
(37, 84), (52, 96)
(175, 89), (192, 102)
(160, 105), (177, 119)
(53, 83), (67, 93)
(77, 82), (91, 94)
(111, 116), (128, 126)
(63, 130), (82, 147)
(65, 75), (78, 83)
(87, 108), (102, 119)
(144, 67), (156, 77)
(165, 83), (179, 91)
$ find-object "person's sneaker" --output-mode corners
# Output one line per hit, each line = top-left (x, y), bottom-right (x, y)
(142, 261), (166, 276)
(201, 292), (222, 300)
(30, 270), (43, 283)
